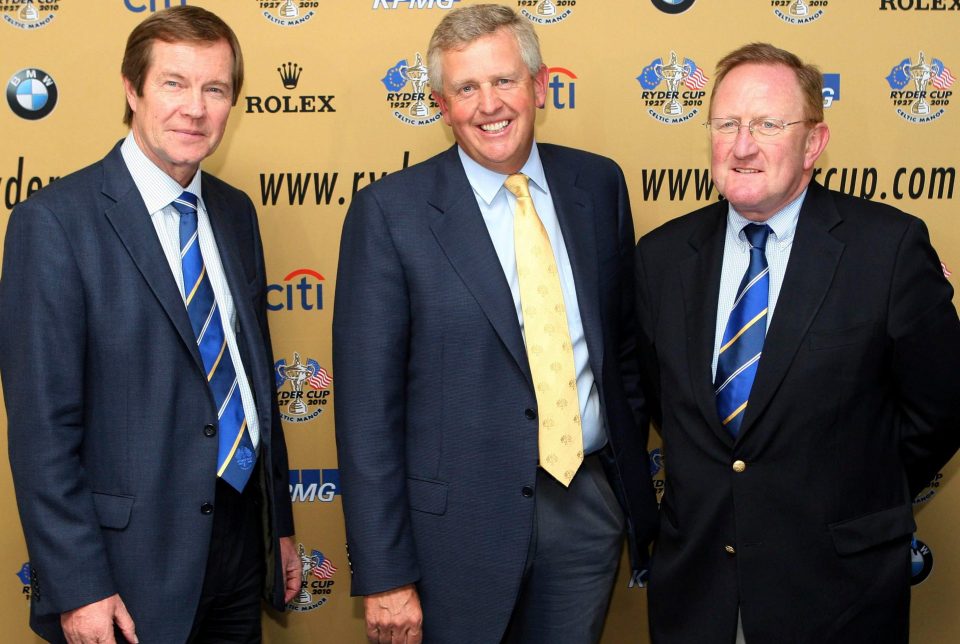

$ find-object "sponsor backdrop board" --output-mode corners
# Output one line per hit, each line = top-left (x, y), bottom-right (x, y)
(1, 0), (957, 642)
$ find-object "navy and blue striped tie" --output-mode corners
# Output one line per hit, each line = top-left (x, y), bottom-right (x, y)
(172, 191), (256, 491)
(715, 223), (771, 437)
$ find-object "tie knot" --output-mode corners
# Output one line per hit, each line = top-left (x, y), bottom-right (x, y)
(172, 191), (198, 216)
(505, 173), (531, 199)
(743, 223), (770, 251)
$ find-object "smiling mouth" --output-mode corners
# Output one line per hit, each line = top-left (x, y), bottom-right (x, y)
(479, 120), (510, 133)
(734, 168), (760, 174)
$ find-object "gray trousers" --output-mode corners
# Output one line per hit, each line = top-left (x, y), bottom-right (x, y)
(502, 453), (626, 644)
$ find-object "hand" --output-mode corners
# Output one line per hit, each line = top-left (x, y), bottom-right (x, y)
(364, 584), (423, 644)
(60, 594), (137, 644)
(279, 536), (301, 604)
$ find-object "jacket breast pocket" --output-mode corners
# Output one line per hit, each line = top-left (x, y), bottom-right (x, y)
(808, 320), (879, 351)
(828, 503), (915, 556)
(92, 492), (135, 530)
(407, 477), (448, 516)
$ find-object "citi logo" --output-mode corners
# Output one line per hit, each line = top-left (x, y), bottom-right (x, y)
(547, 67), (576, 109)
(268, 268), (324, 311)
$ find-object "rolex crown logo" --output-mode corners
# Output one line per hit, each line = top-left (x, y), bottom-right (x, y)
(278, 62), (302, 90)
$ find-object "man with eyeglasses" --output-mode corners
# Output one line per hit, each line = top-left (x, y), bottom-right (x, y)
(634, 42), (960, 643)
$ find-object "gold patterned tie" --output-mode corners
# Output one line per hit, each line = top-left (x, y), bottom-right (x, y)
(506, 173), (583, 487)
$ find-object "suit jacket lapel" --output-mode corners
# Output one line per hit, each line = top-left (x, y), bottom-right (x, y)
(681, 203), (734, 446)
(428, 147), (533, 386)
(739, 182), (844, 436)
(540, 148), (606, 381)
(99, 144), (205, 372)
(202, 175), (272, 427)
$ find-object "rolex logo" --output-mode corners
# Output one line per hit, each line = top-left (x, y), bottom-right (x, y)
(278, 62), (302, 90)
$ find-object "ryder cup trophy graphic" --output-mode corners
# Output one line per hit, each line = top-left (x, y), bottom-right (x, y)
(903, 52), (933, 116)
(654, 52), (691, 116)
(278, 0), (299, 19)
(19, 0), (39, 21)
(277, 352), (314, 416)
(294, 543), (314, 605)
(400, 54), (430, 118)
(788, 0), (809, 16)
(537, 0), (557, 16)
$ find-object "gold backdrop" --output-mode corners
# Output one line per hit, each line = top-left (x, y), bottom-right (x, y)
(1, 1), (957, 642)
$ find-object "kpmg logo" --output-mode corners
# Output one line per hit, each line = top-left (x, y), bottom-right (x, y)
(124, 0), (187, 12)
(886, 51), (954, 123)
(3, 0), (61, 30)
(289, 468), (340, 503)
(547, 67), (576, 110)
(287, 542), (338, 611)
(651, 0), (696, 13)
(381, 53), (442, 126)
(636, 51), (708, 124)
(267, 268), (325, 312)
(275, 352), (332, 423)
(15, 562), (31, 601)
(245, 61), (335, 114)
(822, 73), (840, 108)
(372, 0), (458, 8)
(520, 0), (576, 24)
(770, 0), (828, 24)
(910, 536), (934, 585)
(254, 0), (316, 27)
(6, 68), (58, 120)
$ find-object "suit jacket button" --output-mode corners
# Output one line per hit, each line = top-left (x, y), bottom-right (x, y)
(732, 460), (746, 473)
(203, 424), (216, 437)
(521, 486), (534, 498)
(724, 545), (736, 555)
(200, 502), (214, 515)
(524, 408), (537, 420)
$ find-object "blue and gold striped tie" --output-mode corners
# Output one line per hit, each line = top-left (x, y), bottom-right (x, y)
(173, 192), (256, 491)
(715, 223), (771, 437)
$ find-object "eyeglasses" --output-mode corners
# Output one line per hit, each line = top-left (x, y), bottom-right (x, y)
(705, 117), (812, 137)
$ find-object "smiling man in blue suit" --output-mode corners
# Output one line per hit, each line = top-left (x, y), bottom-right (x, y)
(0, 7), (299, 643)
(333, 5), (657, 643)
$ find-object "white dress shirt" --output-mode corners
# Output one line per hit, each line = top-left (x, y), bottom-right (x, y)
(120, 133), (260, 448)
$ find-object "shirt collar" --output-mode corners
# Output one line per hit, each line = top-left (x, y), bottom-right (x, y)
(120, 132), (204, 214)
(726, 187), (806, 247)
(457, 141), (548, 205)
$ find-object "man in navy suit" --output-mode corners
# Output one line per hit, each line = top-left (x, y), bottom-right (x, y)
(635, 43), (960, 643)
(333, 5), (657, 643)
(0, 7), (298, 643)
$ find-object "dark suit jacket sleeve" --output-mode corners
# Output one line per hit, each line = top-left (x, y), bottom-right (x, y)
(332, 186), (420, 596)
(633, 240), (662, 431)
(888, 217), (960, 495)
(1, 202), (118, 614)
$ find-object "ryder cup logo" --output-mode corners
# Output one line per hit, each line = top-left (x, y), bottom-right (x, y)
(770, 0), (828, 24)
(520, 0), (575, 24)
(636, 51), (708, 124)
(886, 51), (954, 123)
(3, 0), (60, 30)
(913, 472), (944, 505)
(275, 353), (332, 423)
(6, 68), (58, 120)
(287, 543), (338, 611)
(381, 53), (442, 126)
(649, 448), (666, 504)
(254, 0), (317, 26)
(15, 562), (31, 601)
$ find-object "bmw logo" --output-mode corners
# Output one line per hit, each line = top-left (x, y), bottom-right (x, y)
(651, 0), (697, 14)
(6, 68), (58, 120)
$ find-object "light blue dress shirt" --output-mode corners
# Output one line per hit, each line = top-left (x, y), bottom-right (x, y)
(457, 143), (605, 454)
(711, 189), (806, 381)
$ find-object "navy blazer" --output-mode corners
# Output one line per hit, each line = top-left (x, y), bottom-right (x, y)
(635, 181), (960, 643)
(333, 144), (658, 642)
(0, 142), (294, 642)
